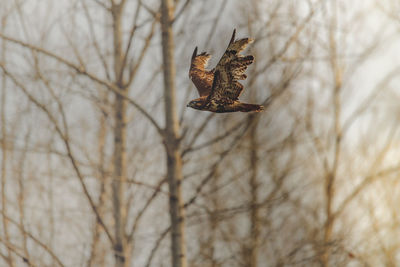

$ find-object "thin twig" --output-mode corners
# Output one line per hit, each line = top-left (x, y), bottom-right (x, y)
(0, 33), (164, 136)
(144, 226), (171, 267)
(0, 209), (65, 267)
(0, 66), (115, 246)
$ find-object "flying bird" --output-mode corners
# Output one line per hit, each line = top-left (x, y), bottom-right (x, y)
(187, 29), (264, 113)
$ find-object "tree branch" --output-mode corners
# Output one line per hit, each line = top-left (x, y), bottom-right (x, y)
(0, 33), (164, 136)
(0, 66), (115, 246)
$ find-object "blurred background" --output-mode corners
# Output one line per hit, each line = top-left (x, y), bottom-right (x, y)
(1, 0), (400, 266)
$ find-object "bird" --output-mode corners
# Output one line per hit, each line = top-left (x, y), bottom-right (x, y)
(187, 29), (264, 113)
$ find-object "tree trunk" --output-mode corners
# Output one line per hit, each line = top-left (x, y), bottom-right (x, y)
(322, 172), (334, 266)
(321, 2), (341, 264)
(0, 16), (15, 267)
(111, 2), (128, 266)
(247, 118), (260, 267)
(160, 1), (187, 267)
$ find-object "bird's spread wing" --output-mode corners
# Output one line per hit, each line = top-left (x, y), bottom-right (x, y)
(207, 29), (254, 102)
(189, 47), (214, 97)
(190, 47), (211, 69)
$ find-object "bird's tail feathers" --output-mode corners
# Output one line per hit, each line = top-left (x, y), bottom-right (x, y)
(238, 103), (264, 112)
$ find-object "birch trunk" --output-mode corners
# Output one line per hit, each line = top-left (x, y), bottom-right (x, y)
(111, 2), (128, 266)
(248, 120), (260, 267)
(0, 16), (14, 267)
(160, 0), (187, 266)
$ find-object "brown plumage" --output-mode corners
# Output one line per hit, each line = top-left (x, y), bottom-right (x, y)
(187, 29), (264, 113)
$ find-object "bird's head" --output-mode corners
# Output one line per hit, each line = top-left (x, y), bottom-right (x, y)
(187, 99), (206, 110)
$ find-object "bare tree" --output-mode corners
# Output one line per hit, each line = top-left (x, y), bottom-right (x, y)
(161, 0), (187, 266)
(110, 1), (129, 265)
(0, 9), (14, 267)
(0, 1), (400, 267)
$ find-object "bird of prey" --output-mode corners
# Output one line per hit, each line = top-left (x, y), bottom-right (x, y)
(187, 29), (264, 113)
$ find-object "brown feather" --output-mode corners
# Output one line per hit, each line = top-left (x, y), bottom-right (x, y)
(189, 48), (213, 97)
(188, 29), (263, 113)
(191, 46), (198, 61)
(228, 29), (236, 46)
(190, 69), (213, 97)
(235, 103), (264, 112)
(207, 35), (254, 102)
